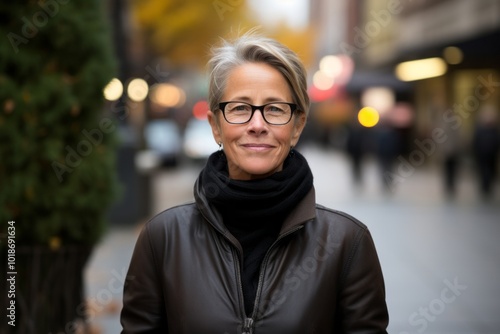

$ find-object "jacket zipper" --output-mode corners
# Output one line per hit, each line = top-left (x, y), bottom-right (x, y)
(232, 249), (247, 316)
(200, 211), (251, 325)
(249, 225), (306, 323)
(202, 209), (308, 333)
(242, 317), (254, 334)
(233, 249), (256, 334)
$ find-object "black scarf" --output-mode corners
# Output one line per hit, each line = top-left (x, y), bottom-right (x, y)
(200, 149), (313, 220)
(199, 149), (313, 315)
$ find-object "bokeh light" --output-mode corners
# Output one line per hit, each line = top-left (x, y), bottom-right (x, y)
(361, 87), (395, 115)
(395, 57), (447, 82)
(103, 78), (123, 101)
(150, 83), (186, 108)
(192, 100), (209, 120)
(358, 106), (380, 128)
(127, 78), (149, 102)
(313, 70), (335, 90)
(443, 46), (464, 65)
(317, 54), (354, 85)
(319, 55), (343, 78)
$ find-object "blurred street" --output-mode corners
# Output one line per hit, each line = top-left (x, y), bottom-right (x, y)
(85, 144), (500, 334)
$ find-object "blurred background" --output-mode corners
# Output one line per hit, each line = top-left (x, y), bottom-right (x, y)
(92, 0), (500, 332)
(2, 0), (500, 333)
(102, 0), (500, 223)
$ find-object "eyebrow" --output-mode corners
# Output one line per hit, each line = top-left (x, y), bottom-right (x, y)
(226, 96), (290, 103)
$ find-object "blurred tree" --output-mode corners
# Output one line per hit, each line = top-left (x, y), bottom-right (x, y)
(131, 0), (256, 68)
(0, 0), (118, 332)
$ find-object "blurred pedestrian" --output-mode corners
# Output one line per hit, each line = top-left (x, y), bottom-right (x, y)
(120, 32), (388, 333)
(472, 105), (500, 198)
(346, 120), (366, 185)
(437, 108), (463, 198)
(375, 118), (401, 192)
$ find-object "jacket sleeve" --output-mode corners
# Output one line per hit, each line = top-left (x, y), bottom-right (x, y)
(337, 227), (389, 333)
(120, 222), (168, 333)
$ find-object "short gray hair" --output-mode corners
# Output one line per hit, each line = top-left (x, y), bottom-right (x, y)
(207, 32), (310, 118)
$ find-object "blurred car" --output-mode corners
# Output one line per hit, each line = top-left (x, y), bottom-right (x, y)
(183, 118), (219, 162)
(144, 119), (182, 167)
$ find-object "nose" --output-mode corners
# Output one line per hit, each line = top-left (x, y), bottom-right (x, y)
(247, 108), (268, 133)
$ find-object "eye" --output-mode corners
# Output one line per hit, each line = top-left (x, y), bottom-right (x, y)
(265, 104), (287, 114)
(227, 103), (251, 112)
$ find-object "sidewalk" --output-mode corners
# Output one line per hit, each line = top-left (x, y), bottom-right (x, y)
(84, 225), (141, 333)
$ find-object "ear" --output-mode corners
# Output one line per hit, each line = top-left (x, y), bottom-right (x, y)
(290, 112), (307, 147)
(207, 110), (222, 144)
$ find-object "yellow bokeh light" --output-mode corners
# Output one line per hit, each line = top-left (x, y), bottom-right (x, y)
(395, 57), (447, 82)
(103, 78), (123, 101)
(358, 107), (380, 127)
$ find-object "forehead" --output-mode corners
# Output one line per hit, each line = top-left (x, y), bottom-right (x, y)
(223, 62), (292, 101)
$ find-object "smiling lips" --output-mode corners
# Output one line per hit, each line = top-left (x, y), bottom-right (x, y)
(241, 143), (274, 151)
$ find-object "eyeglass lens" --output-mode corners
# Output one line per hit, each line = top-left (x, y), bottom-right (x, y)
(223, 102), (293, 125)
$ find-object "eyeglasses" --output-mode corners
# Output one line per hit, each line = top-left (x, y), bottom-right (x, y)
(218, 101), (297, 125)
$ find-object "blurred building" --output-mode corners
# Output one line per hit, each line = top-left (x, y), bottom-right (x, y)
(346, 0), (500, 151)
(309, 0), (349, 57)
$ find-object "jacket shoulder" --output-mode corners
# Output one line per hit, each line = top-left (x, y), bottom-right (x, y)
(314, 203), (368, 232)
(134, 202), (202, 255)
(146, 202), (199, 231)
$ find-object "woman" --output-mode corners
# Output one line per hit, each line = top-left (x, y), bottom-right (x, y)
(121, 33), (389, 333)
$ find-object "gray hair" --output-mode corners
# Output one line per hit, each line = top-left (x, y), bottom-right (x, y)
(207, 32), (310, 119)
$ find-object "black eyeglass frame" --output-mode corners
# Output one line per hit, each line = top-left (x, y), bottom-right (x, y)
(218, 101), (298, 125)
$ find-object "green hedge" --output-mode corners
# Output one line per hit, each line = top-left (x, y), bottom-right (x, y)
(0, 0), (119, 246)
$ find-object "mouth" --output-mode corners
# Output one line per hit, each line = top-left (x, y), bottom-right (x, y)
(241, 143), (275, 151)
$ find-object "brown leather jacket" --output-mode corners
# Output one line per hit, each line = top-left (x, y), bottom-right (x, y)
(121, 183), (389, 333)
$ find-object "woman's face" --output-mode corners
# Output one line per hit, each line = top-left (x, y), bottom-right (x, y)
(208, 62), (306, 180)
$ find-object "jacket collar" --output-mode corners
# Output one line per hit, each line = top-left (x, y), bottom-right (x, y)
(194, 177), (316, 236)
(279, 187), (316, 234)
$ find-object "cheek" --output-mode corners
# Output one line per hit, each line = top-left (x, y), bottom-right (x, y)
(282, 125), (300, 144)
(220, 124), (242, 144)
